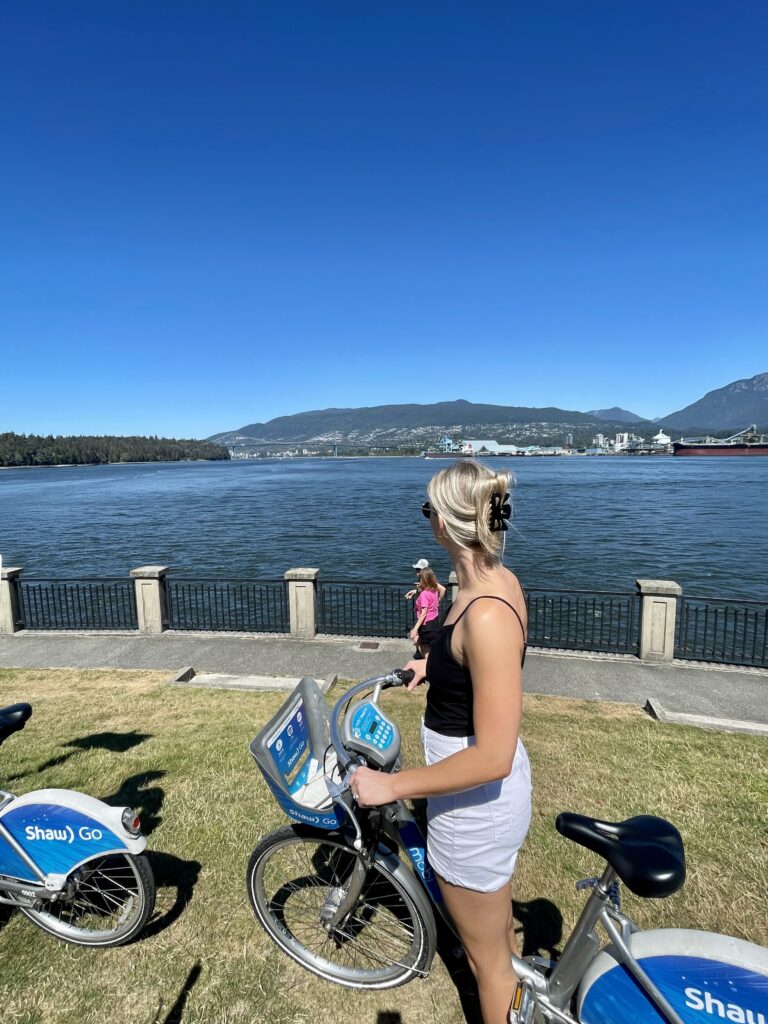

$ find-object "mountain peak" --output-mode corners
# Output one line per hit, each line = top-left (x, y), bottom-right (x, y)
(660, 371), (768, 430)
(587, 407), (644, 424)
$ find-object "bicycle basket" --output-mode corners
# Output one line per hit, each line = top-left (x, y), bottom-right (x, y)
(250, 677), (344, 830)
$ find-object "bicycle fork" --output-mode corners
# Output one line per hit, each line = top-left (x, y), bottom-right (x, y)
(320, 848), (372, 932)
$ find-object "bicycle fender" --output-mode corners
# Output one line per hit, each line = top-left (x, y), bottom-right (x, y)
(0, 789), (146, 881)
(374, 844), (438, 975)
(577, 929), (768, 1024)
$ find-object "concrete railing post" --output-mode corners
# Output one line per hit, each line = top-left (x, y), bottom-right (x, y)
(130, 565), (170, 634)
(636, 579), (682, 662)
(0, 567), (24, 634)
(448, 570), (459, 605)
(284, 568), (320, 638)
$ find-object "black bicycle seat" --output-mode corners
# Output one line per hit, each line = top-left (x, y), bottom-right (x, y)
(556, 812), (686, 898)
(0, 703), (33, 746)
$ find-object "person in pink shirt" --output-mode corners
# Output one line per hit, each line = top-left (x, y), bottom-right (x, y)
(409, 566), (441, 656)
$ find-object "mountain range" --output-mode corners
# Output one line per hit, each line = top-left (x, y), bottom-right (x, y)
(209, 372), (768, 448)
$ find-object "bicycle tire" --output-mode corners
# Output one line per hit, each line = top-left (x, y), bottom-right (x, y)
(247, 824), (433, 989)
(21, 852), (155, 948)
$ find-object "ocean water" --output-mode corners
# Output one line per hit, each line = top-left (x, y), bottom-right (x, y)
(1, 456), (767, 600)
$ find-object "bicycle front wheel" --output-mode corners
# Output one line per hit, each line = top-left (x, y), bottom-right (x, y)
(247, 824), (432, 989)
(21, 853), (155, 947)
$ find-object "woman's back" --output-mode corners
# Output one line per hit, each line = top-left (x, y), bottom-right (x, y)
(425, 568), (527, 737)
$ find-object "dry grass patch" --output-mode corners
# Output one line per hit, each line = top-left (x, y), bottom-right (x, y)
(0, 669), (764, 1024)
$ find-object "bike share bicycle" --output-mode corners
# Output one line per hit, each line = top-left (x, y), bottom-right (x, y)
(0, 702), (155, 946)
(247, 672), (768, 1021)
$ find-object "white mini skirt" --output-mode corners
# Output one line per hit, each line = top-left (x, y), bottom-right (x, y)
(422, 722), (532, 893)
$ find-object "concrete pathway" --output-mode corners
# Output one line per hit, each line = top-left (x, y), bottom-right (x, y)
(0, 630), (765, 726)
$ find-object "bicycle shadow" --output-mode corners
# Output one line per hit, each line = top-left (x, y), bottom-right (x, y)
(142, 851), (202, 940)
(512, 896), (564, 960)
(101, 769), (166, 836)
(7, 730), (153, 781)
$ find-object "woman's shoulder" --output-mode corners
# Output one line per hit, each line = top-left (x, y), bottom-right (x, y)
(461, 574), (526, 625)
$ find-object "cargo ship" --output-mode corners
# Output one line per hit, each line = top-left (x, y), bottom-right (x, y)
(672, 424), (768, 456)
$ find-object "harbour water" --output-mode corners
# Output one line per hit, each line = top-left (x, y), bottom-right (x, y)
(1, 457), (767, 600)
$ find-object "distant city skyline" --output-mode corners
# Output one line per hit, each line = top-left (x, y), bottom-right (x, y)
(2, 2), (767, 437)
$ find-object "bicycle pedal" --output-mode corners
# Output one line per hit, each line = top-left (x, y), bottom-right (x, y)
(510, 978), (536, 1024)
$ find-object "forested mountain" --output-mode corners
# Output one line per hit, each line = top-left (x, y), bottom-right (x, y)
(660, 372), (768, 431)
(211, 374), (768, 449)
(0, 433), (230, 467)
(210, 399), (649, 449)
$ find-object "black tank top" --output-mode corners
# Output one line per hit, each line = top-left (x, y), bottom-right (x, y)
(424, 596), (527, 738)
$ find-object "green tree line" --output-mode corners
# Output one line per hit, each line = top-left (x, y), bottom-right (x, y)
(0, 432), (231, 467)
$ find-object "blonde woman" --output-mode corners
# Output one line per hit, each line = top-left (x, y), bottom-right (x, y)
(350, 460), (531, 1024)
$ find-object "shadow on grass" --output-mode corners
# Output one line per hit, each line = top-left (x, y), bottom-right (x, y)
(512, 896), (563, 959)
(142, 851), (202, 940)
(101, 770), (166, 835)
(0, 903), (13, 934)
(155, 960), (202, 1024)
(377, 1014), (403, 1024)
(7, 730), (153, 780)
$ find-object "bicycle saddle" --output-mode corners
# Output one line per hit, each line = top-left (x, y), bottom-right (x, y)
(0, 703), (33, 746)
(556, 812), (685, 898)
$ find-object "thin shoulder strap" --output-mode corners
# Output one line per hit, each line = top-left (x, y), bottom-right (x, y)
(452, 595), (527, 641)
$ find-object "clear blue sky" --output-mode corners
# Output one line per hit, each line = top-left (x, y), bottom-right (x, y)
(2, 1), (766, 437)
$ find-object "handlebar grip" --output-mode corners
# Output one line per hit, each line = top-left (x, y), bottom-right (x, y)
(392, 669), (415, 686)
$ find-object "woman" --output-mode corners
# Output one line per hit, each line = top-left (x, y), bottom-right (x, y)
(409, 566), (441, 656)
(350, 461), (531, 1024)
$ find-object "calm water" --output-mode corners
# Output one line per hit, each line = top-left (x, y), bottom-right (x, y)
(1, 457), (767, 600)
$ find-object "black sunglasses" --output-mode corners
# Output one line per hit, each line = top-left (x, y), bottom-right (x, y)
(421, 501), (432, 520)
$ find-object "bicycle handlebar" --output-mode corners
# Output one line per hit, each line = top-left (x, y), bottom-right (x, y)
(329, 669), (414, 773)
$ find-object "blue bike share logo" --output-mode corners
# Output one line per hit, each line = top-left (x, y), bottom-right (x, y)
(24, 823), (105, 843)
(580, 955), (768, 1024)
(2, 803), (127, 876)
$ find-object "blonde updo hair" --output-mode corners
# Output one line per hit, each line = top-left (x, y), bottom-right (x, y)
(427, 460), (511, 560)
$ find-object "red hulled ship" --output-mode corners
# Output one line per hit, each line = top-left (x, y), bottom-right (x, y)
(672, 424), (768, 456)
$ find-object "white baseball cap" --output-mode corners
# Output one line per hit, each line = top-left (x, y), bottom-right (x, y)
(412, 559), (430, 570)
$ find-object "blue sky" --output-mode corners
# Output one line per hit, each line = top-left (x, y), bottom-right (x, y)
(2, 1), (766, 437)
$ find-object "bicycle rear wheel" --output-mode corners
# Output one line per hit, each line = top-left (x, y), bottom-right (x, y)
(21, 853), (155, 947)
(247, 824), (432, 989)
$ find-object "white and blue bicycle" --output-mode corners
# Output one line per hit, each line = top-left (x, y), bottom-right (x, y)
(247, 672), (768, 1023)
(0, 702), (155, 946)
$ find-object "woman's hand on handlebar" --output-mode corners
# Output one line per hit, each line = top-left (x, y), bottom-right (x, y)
(402, 659), (427, 691)
(349, 765), (397, 808)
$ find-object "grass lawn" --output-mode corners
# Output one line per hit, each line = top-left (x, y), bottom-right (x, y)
(0, 668), (765, 1024)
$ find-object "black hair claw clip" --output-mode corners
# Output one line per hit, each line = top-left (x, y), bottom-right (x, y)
(489, 491), (511, 532)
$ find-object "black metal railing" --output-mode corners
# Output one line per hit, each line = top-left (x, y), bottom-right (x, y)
(19, 579), (138, 631)
(526, 589), (640, 655)
(675, 596), (768, 668)
(318, 580), (418, 638)
(166, 579), (289, 633)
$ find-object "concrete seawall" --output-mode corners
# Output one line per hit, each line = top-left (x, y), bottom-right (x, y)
(1, 630), (765, 731)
